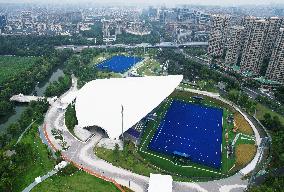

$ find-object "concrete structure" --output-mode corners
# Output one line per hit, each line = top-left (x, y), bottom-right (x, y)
(208, 14), (230, 61)
(225, 26), (244, 66)
(75, 75), (183, 139)
(148, 174), (172, 192)
(240, 19), (267, 75)
(265, 28), (284, 84)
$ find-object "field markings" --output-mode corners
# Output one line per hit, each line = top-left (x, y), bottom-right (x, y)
(139, 114), (226, 176)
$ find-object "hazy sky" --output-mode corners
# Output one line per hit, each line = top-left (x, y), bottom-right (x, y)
(0, 0), (283, 6)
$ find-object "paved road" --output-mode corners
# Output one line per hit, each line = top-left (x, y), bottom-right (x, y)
(41, 76), (263, 192)
(55, 42), (209, 52)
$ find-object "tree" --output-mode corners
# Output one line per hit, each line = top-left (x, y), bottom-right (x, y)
(262, 113), (283, 131)
(0, 101), (13, 116)
(65, 104), (78, 134)
(113, 143), (120, 162)
(44, 75), (71, 97)
(228, 89), (239, 103)
(7, 123), (21, 137)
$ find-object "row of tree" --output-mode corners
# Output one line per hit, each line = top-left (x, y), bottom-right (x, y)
(0, 36), (90, 56)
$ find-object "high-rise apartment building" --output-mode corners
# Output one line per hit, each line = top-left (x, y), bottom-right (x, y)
(263, 17), (283, 58)
(208, 14), (230, 59)
(224, 26), (244, 66)
(265, 28), (284, 83)
(240, 19), (267, 75)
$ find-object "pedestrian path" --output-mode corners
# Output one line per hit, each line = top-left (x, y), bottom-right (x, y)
(22, 161), (68, 192)
(15, 120), (36, 145)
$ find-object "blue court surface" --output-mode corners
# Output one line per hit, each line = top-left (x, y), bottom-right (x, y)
(96, 55), (143, 73)
(149, 100), (223, 169)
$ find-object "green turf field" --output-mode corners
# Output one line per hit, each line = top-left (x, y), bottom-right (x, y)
(32, 171), (121, 192)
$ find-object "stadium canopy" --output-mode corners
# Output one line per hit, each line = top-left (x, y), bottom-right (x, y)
(75, 75), (183, 139)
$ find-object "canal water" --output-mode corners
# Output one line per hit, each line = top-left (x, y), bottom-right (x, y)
(0, 67), (64, 134)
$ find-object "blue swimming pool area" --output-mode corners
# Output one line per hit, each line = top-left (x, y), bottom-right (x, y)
(97, 55), (143, 73)
(149, 100), (223, 169)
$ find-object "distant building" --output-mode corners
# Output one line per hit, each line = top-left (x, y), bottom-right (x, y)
(208, 14), (230, 61)
(21, 11), (33, 29)
(158, 9), (166, 23)
(148, 7), (158, 21)
(240, 19), (267, 75)
(225, 26), (244, 66)
(198, 12), (211, 25)
(65, 11), (82, 23)
(165, 10), (178, 23)
(102, 19), (111, 37)
(0, 15), (7, 29)
(265, 28), (284, 84)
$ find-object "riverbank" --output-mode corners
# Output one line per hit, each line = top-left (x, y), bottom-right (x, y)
(0, 66), (65, 134)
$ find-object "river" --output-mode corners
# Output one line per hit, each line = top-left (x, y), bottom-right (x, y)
(0, 67), (64, 134)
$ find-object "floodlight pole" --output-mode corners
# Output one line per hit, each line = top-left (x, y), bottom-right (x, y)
(121, 104), (124, 142)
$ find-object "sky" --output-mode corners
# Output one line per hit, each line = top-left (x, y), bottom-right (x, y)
(0, 0), (283, 6)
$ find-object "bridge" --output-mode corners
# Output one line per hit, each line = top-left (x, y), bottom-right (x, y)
(10, 94), (57, 105)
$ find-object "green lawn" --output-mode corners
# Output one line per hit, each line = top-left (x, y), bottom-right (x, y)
(13, 124), (56, 192)
(32, 171), (121, 192)
(255, 103), (284, 125)
(0, 56), (39, 84)
(95, 144), (160, 177)
(180, 81), (218, 93)
(91, 53), (111, 66)
(136, 58), (162, 76)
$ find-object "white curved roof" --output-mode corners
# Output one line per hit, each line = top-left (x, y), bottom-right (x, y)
(75, 75), (183, 139)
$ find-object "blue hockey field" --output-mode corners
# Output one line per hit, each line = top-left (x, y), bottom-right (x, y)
(96, 55), (143, 73)
(149, 100), (223, 169)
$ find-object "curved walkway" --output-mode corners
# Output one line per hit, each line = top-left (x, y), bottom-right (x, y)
(41, 79), (264, 192)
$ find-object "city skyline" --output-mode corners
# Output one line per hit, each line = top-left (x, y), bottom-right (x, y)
(0, 0), (284, 6)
